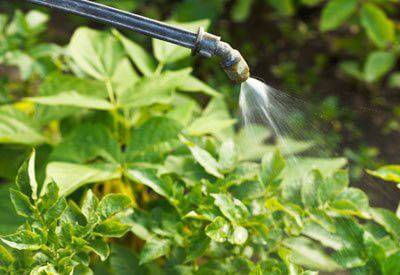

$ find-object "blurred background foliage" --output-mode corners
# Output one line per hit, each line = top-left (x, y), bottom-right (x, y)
(1, 0), (399, 208)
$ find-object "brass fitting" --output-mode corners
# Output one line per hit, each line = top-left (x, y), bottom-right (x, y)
(193, 28), (250, 83)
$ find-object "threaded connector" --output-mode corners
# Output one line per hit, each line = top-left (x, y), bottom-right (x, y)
(193, 27), (250, 83)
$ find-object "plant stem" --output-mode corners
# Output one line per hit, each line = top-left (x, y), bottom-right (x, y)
(155, 62), (164, 75)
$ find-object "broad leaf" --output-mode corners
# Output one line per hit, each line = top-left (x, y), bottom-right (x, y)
(125, 168), (170, 198)
(98, 194), (131, 219)
(68, 27), (125, 80)
(46, 162), (121, 196)
(182, 137), (223, 178)
(367, 165), (400, 183)
(109, 244), (142, 274)
(229, 225), (248, 245)
(118, 69), (191, 108)
(113, 29), (156, 76)
(9, 189), (34, 217)
(205, 216), (231, 243)
(44, 197), (67, 225)
(360, 3), (395, 48)
(260, 151), (285, 185)
(0, 244), (14, 267)
(0, 106), (45, 145)
(125, 117), (182, 162)
(219, 139), (238, 172)
(88, 238), (110, 261)
(371, 208), (400, 240)
(94, 218), (130, 238)
(177, 75), (220, 97)
(0, 184), (24, 235)
(364, 51), (396, 82)
(26, 91), (114, 110)
(0, 229), (42, 250)
(211, 193), (249, 222)
(139, 238), (170, 265)
(320, 0), (357, 32)
(51, 124), (121, 164)
(331, 188), (370, 218)
(284, 237), (342, 271)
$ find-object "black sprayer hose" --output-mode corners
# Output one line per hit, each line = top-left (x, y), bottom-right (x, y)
(25, 0), (250, 83)
(26, 0), (198, 49)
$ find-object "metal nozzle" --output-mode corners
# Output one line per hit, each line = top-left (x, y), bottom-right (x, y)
(194, 28), (250, 83)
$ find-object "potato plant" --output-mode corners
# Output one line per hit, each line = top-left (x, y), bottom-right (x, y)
(0, 10), (399, 274)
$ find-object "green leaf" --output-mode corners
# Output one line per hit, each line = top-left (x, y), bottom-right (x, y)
(109, 244), (142, 274)
(235, 125), (273, 161)
(68, 27), (125, 80)
(205, 216), (231, 243)
(371, 208), (400, 240)
(34, 73), (108, 124)
(231, 0), (254, 22)
(0, 229), (42, 250)
(0, 184), (24, 235)
(282, 157), (347, 186)
(211, 193), (249, 222)
(16, 152), (36, 199)
(9, 189), (34, 217)
(301, 170), (323, 208)
(44, 198), (67, 225)
(360, 3), (395, 48)
(302, 222), (344, 250)
(219, 139), (238, 172)
(177, 75), (220, 97)
(339, 61), (364, 80)
(318, 170), (349, 203)
(88, 238), (110, 261)
(364, 51), (396, 82)
(39, 182), (59, 213)
(320, 0), (357, 32)
(81, 190), (99, 223)
(181, 137), (223, 178)
(260, 151), (285, 185)
(139, 238), (170, 265)
(125, 117), (182, 162)
(229, 225), (248, 245)
(27, 151), (38, 200)
(72, 265), (93, 275)
(0, 106), (46, 145)
(125, 168), (170, 198)
(98, 194), (131, 219)
(186, 233), (210, 262)
(0, 244), (14, 267)
(230, 181), (266, 201)
(367, 165), (400, 183)
(26, 91), (114, 110)
(388, 72), (400, 89)
(152, 20), (210, 64)
(62, 201), (87, 227)
(118, 69), (191, 108)
(185, 114), (236, 137)
(331, 188), (370, 217)
(94, 218), (130, 238)
(113, 29), (156, 76)
(284, 237), (342, 272)
(268, 0), (295, 16)
(51, 124), (121, 164)
(46, 162), (121, 196)
(383, 251), (400, 275)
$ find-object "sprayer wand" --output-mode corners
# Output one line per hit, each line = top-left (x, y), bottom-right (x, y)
(25, 0), (250, 83)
